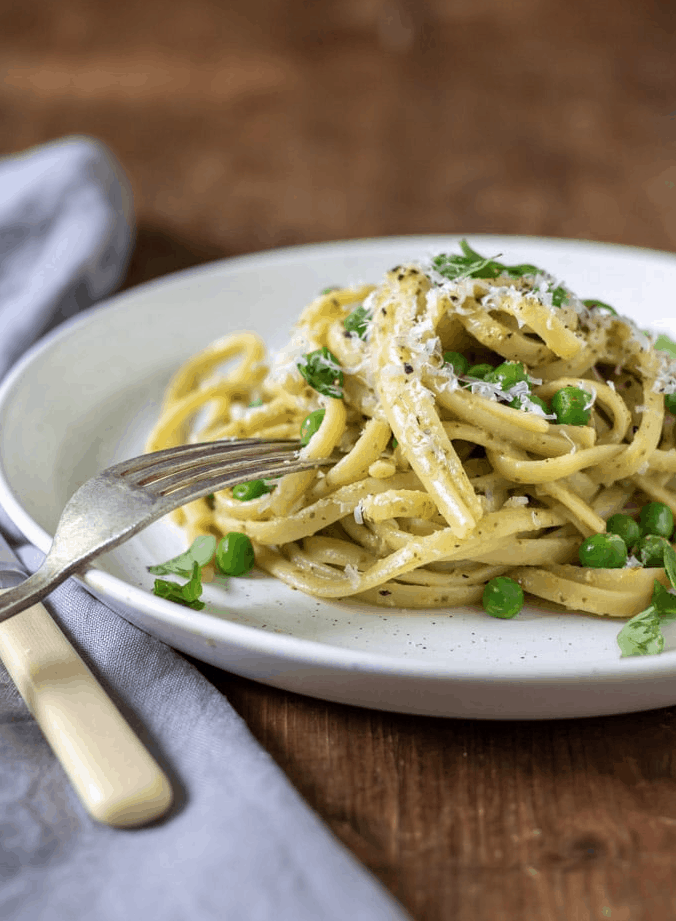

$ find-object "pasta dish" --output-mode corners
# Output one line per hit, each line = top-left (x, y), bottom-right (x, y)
(146, 241), (676, 641)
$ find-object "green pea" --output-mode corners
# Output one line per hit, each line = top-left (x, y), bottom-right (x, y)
(635, 534), (671, 568)
(248, 397), (263, 407)
(343, 305), (372, 339)
(443, 351), (469, 375)
(215, 532), (256, 576)
(606, 514), (640, 550)
(551, 386), (592, 426)
(300, 409), (326, 446)
(485, 361), (529, 390)
(232, 479), (271, 501)
(578, 533), (628, 569)
(466, 363), (494, 380)
(482, 576), (524, 619)
(639, 501), (674, 539)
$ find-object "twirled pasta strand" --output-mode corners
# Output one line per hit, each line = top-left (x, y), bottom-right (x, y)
(147, 258), (676, 618)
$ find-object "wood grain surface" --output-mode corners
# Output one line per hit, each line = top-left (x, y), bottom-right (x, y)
(4, 1), (676, 918)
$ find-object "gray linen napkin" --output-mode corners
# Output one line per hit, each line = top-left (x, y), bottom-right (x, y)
(0, 138), (410, 921)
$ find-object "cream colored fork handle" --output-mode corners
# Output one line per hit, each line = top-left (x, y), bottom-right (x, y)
(0, 603), (173, 827)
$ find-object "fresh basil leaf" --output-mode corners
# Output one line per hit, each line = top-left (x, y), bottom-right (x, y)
(664, 542), (676, 591)
(651, 580), (676, 620)
(654, 333), (676, 358)
(616, 572), (676, 658)
(148, 535), (217, 576)
(182, 561), (205, 601)
(504, 262), (541, 276)
(583, 298), (617, 315)
(297, 347), (344, 399)
(549, 284), (568, 307)
(458, 239), (484, 261)
(432, 250), (503, 281)
(153, 561), (205, 610)
(617, 604), (665, 657)
(432, 240), (543, 284)
(343, 305), (372, 339)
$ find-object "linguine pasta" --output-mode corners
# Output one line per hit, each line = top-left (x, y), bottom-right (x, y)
(146, 243), (676, 619)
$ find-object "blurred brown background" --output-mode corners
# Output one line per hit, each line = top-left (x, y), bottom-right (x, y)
(3, 0), (676, 285)
(4, 3), (676, 920)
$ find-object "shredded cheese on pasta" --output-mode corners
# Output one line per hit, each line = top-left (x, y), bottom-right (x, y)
(146, 249), (676, 617)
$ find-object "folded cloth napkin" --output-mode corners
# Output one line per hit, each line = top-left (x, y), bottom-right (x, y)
(0, 138), (410, 921)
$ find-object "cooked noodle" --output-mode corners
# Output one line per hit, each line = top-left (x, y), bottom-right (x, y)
(146, 245), (676, 617)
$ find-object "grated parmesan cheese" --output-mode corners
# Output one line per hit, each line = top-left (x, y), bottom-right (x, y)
(583, 387), (597, 412)
(343, 563), (361, 589)
(503, 495), (529, 508)
(560, 430), (577, 454)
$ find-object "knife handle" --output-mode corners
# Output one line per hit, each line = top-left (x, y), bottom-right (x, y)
(0, 602), (173, 827)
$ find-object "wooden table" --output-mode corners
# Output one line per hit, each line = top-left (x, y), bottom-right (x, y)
(4, 1), (676, 917)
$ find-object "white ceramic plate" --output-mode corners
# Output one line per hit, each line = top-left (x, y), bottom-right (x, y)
(2, 234), (676, 720)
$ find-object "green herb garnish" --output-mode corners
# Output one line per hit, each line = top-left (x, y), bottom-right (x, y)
(665, 540), (676, 588)
(297, 347), (344, 398)
(548, 284), (568, 308)
(432, 239), (541, 282)
(583, 298), (617, 315)
(617, 544), (676, 657)
(520, 393), (550, 415)
(655, 333), (676, 358)
(152, 561), (206, 610)
(430, 240), (578, 310)
(465, 363), (494, 380)
(655, 336), (676, 414)
(148, 535), (217, 576)
(635, 534), (671, 568)
(343, 305), (372, 339)
(443, 351), (469, 375)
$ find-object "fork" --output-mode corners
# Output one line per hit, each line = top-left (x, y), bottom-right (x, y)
(0, 437), (329, 624)
(0, 438), (330, 826)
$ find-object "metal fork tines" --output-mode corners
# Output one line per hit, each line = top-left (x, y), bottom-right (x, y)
(113, 438), (309, 498)
(0, 438), (333, 624)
